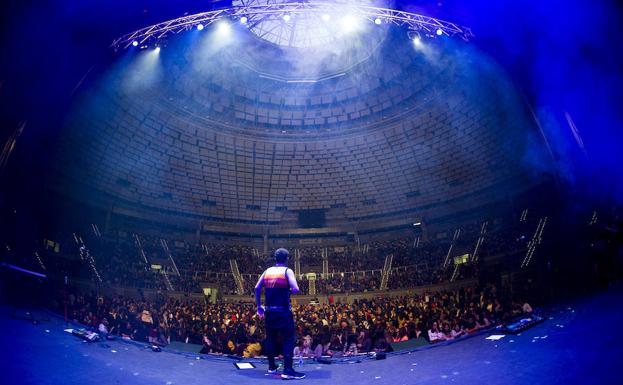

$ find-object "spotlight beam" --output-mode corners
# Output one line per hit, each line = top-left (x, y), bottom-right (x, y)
(111, 2), (474, 50)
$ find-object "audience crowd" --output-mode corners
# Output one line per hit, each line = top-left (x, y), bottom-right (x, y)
(62, 283), (533, 358)
(67, 226), (505, 295)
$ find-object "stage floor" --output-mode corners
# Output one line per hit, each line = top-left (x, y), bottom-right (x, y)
(2, 287), (623, 385)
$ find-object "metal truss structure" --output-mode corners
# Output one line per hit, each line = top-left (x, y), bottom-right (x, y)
(111, 2), (474, 50)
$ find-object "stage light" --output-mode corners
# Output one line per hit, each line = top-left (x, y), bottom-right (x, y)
(283, 14), (291, 22)
(322, 14), (330, 22)
(374, 18), (382, 25)
(154, 46), (161, 53)
(216, 20), (232, 36)
(413, 35), (422, 47)
(196, 24), (204, 31)
(436, 28), (443, 36)
(132, 41), (138, 47)
(340, 15), (360, 33)
(240, 16), (248, 24)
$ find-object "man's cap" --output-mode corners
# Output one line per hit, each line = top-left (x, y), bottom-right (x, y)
(275, 248), (289, 261)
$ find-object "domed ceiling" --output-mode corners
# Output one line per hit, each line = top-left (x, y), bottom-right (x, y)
(53, 22), (543, 228)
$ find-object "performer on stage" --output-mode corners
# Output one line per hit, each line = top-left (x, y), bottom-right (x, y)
(255, 248), (306, 380)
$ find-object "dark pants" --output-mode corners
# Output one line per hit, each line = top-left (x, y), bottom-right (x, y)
(264, 310), (295, 371)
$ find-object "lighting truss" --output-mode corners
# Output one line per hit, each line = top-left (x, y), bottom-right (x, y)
(111, 2), (474, 50)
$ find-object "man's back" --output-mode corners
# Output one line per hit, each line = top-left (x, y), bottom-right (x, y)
(263, 266), (290, 309)
(263, 266), (290, 289)
(255, 248), (305, 379)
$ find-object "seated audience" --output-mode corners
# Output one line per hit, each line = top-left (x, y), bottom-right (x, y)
(428, 322), (445, 343)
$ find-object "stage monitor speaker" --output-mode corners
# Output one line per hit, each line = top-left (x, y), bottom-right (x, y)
(316, 357), (332, 365)
(389, 337), (429, 351)
(167, 341), (203, 353)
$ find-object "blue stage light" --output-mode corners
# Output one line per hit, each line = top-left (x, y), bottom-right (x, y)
(197, 24), (204, 31)
(436, 28), (443, 36)
(341, 15), (360, 33)
(374, 18), (382, 25)
(240, 16), (248, 24)
(216, 20), (232, 37)
(132, 41), (139, 47)
(283, 14), (291, 22)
